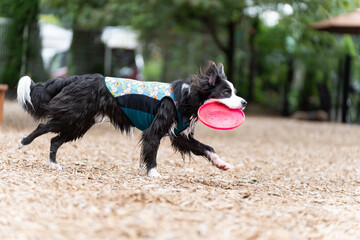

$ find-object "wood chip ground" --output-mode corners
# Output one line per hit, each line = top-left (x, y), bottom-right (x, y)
(1, 101), (360, 239)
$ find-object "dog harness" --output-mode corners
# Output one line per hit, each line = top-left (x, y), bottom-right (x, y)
(105, 77), (189, 133)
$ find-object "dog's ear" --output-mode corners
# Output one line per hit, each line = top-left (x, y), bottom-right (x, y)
(209, 73), (216, 86)
(206, 61), (218, 86)
(218, 63), (226, 77)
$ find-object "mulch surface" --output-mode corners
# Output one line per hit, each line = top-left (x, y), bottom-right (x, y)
(1, 100), (360, 239)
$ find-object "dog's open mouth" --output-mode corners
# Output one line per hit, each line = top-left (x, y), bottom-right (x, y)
(204, 99), (246, 111)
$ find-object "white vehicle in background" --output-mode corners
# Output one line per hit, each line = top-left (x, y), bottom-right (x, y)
(41, 23), (143, 80)
(40, 22), (72, 78)
(101, 26), (144, 80)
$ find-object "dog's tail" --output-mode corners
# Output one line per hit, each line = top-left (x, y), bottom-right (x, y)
(17, 76), (38, 117)
(17, 75), (79, 120)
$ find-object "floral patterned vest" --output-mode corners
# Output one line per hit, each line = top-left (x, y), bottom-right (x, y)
(105, 77), (189, 133)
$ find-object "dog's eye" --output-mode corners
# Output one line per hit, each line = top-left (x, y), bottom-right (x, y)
(224, 89), (232, 96)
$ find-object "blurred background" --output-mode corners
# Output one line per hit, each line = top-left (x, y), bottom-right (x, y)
(1, 0), (360, 123)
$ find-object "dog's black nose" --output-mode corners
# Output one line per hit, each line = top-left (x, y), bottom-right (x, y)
(241, 100), (247, 107)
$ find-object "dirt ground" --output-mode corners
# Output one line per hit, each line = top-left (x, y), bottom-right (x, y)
(1, 100), (360, 240)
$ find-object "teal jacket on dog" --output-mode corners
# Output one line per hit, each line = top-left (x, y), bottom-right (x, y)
(105, 77), (189, 133)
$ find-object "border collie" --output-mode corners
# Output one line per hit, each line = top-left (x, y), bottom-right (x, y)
(17, 61), (247, 177)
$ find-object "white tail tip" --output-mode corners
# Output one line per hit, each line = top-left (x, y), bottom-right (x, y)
(17, 76), (33, 107)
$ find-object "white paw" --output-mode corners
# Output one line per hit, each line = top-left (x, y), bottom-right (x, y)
(18, 140), (24, 149)
(147, 168), (161, 177)
(207, 151), (232, 171)
(214, 160), (232, 171)
(50, 162), (63, 171)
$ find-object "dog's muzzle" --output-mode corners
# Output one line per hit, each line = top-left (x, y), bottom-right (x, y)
(204, 97), (247, 110)
(241, 100), (247, 110)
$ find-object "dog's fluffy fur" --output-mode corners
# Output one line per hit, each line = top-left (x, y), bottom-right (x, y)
(17, 62), (247, 177)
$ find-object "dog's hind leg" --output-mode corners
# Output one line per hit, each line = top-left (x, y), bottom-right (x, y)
(19, 123), (50, 149)
(49, 135), (66, 170)
(47, 119), (95, 170)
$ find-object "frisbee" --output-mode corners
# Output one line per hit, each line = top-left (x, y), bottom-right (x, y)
(197, 102), (245, 130)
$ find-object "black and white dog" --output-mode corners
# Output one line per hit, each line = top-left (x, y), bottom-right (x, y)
(17, 62), (247, 177)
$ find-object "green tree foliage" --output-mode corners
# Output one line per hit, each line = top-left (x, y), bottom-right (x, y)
(247, 0), (360, 115)
(40, 0), (109, 30)
(112, 0), (246, 82)
(40, 0), (360, 117)
(42, 0), (247, 81)
(0, 0), (46, 87)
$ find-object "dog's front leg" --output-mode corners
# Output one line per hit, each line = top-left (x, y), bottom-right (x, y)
(171, 134), (232, 170)
(140, 99), (178, 177)
(141, 131), (161, 177)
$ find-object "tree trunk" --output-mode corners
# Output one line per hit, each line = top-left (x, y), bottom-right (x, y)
(69, 29), (105, 75)
(342, 54), (351, 123)
(335, 58), (343, 121)
(247, 17), (259, 102)
(225, 21), (236, 83)
(0, 0), (41, 88)
(24, 22), (47, 82)
(282, 58), (294, 116)
(160, 46), (170, 82)
(203, 19), (237, 83)
(248, 42), (256, 102)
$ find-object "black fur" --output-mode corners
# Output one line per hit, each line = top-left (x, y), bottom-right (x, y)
(170, 133), (215, 159)
(18, 62), (244, 175)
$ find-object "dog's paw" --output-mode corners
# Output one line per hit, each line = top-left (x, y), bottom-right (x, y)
(207, 151), (232, 171)
(50, 162), (63, 171)
(18, 139), (24, 149)
(214, 160), (232, 171)
(147, 168), (161, 177)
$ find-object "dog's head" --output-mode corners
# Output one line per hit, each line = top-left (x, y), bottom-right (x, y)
(194, 61), (247, 110)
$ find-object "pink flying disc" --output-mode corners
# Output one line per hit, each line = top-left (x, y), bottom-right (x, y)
(197, 102), (245, 130)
